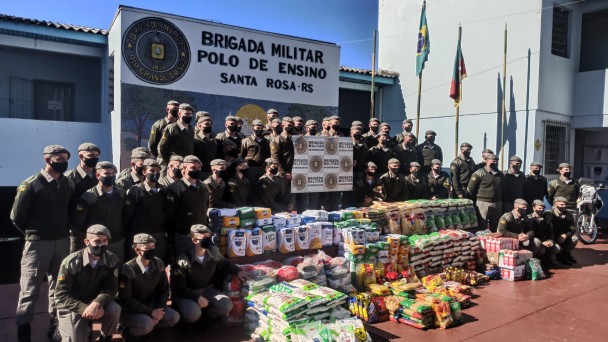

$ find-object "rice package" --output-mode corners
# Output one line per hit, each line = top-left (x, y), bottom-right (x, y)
(309, 284), (348, 303)
(256, 217), (273, 226)
(308, 223), (322, 249)
(262, 225), (277, 253)
(227, 229), (247, 257)
(247, 292), (308, 314)
(288, 279), (318, 291)
(246, 227), (263, 256)
(295, 226), (310, 250)
(270, 283), (328, 307)
(277, 227), (295, 253)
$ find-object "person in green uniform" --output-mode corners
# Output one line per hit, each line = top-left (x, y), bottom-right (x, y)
(158, 103), (195, 166)
(450, 142), (476, 199)
(292, 116), (305, 136)
(497, 199), (539, 255)
(12, 145), (73, 342)
(379, 158), (409, 202)
(427, 159), (451, 199)
(116, 149), (150, 191)
(149, 100), (179, 160)
(502, 156), (525, 212)
(158, 155), (183, 187)
(118, 233), (179, 341)
(547, 163), (579, 216)
(467, 154), (505, 231)
(264, 108), (279, 136)
(204, 159), (233, 208)
(528, 200), (560, 267)
(416, 130), (443, 174)
(241, 119), (271, 194)
(363, 118), (380, 149)
(55, 225), (121, 342)
(227, 158), (251, 207)
(523, 162), (548, 213)
(193, 114), (217, 180)
(270, 117), (296, 211)
(393, 119), (417, 146)
(405, 161), (429, 200)
(547, 196), (578, 265)
(392, 132), (417, 175)
(215, 116), (243, 158)
(256, 158), (288, 212)
(368, 132), (394, 175)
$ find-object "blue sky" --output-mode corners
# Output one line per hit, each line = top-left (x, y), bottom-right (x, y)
(0, 0), (378, 69)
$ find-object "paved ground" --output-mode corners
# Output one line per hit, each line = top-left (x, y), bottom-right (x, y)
(2, 232), (607, 341)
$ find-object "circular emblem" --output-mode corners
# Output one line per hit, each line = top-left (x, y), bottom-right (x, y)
(295, 136), (308, 154)
(309, 156), (323, 173)
(293, 174), (307, 191)
(325, 173), (338, 189)
(340, 156), (353, 172)
(325, 138), (338, 155)
(122, 17), (190, 85)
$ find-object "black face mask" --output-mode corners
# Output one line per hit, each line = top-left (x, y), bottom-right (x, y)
(135, 165), (145, 176)
(88, 243), (105, 257)
(172, 168), (183, 179)
(411, 171), (419, 177)
(141, 249), (155, 260)
(517, 208), (527, 216)
(50, 161), (69, 174)
(404, 127), (412, 133)
(370, 127), (379, 134)
(379, 140), (387, 146)
(366, 171), (376, 177)
(489, 163), (499, 171)
(100, 175), (116, 187)
(331, 124), (340, 131)
(563, 172), (572, 178)
(353, 133), (363, 140)
(216, 170), (227, 179)
(254, 130), (264, 137)
(512, 164), (521, 172)
(285, 127), (295, 135)
(269, 168), (279, 175)
(146, 173), (160, 183)
(170, 109), (179, 118)
(200, 236), (217, 249)
(202, 126), (212, 133)
(427, 137), (436, 144)
(236, 126), (242, 133)
(390, 168), (400, 174)
(182, 116), (192, 125)
(273, 126), (283, 134)
(227, 125), (237, 132)
(188, 170), (202, 179)
(531, 169), (540, 176)
(240, 168), (249, 177)
(463, 151), (471, 158)
(84, 157), (99, 168)
(226, 150), (238, 158)
(308, 129), (318, 136)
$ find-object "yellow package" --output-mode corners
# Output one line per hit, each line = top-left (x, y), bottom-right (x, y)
(389, 246), (399, 255)
(386, 236), (401, 248)
(399, 245), (410, 254)
(254, 207), (272, 219)
(222, 216), (240, 227)
(295, 226), (310, 250)
(368, 284), (391, 296)
(346, 244), (366, 255)
(246, 228), (263, 256)
(308, 224), (322, 249)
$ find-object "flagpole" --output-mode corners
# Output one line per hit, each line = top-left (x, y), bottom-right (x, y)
(500, 23), (507, 170)
(370, 29), (377, 119)
(455, 26), (462, 159)
(416, 72), (422, 138)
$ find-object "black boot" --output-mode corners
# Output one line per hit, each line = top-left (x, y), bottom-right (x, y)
(17, 324), (31, 342)
(122, 328), (140, 342)
(565, 251), (577, 264)
(47, 315), (59, 341)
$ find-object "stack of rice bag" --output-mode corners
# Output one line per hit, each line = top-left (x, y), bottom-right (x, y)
(408, 230), (480, 276)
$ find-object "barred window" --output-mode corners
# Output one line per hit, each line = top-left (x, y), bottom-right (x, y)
(543, 120), (570, 175)
(552, 6), (570, 58)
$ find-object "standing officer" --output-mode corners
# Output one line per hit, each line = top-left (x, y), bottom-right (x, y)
(405, 162), (429, 200)
(172, 225), (242, 329)
(393, 119), (417, 146)
(547, 163), (579, 217)
(379, 122), (396, 148)
(158, 103), (195, 166)
(379, 158), (409, 202)
(159, 155), (183, 187)
(271, 117), (296, 210)
(502, 156), (526, 213)
(523, 161), (548, 211)
(204, 159), (232, 208)
(194, 111), (210, 134)
(149, 100), (179, 160)
(116, 149), (151, 191)
(165, 155), (209, 258)
(117, 233), (179, 340)
(215, 116), (242, 158)
(450, 142), (476, 199)
(267, 118), (283, 140)
(342, 126), (369, 208)
(363, 118), (380, 148)
(327, 115), (344, 137)
(320, 117), (331, 135)
(264, 109), (279, 135)
(241, 119), (271, 188)
(392, 132), (418, 175)
(227, 158), (251, 207)
(467, 154), (505, 231)
(55, 225), (121, 342)
(292, 116), (305, 136)
(256, 158), (288, 212)
(71, 161), (128, 260)
(235, 116), (247, 140)
(427, 159), (451, 199)
(125, 159), (168, 261)
(11, 145), (73, 342)
(193, 115), (218, 180)
(416, 130), (443, 173)
(368, 132), (393, 175)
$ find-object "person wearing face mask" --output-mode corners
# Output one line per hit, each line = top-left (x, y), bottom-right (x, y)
(522, 162), (548, 213)
(11, 145), (73, 342)
(159, 155), (183, 187)
(241, 119), (272, 191)
(194, 111), (211, 133)
(427, 159), (451, 200)
(363, 118), (381, 148)
(405, 162), (429, 199)
(528, 200), (561, 266)
(450, 142), (476, 199)
(416, 130), (443, 173)
(116, 149), (151, 191)
(264, 108), (279, 136)
(193, 115), (218, 180)
(227, 158), (251, 207)
(165, 155), (210, 259)
(204, 159), (233, 208)
(149, 100), (179, 160)
(320, 117), (331, 135)
(379, 158), (409, 202)
(172, 225), (244, 329)
(325, 115), (344, 137)
(379, 122), (397, 148)
(547, 197), (578, 265)
(467, 154), (505, 231)
(393, 119), (418, 146)
(502, 156), (526, 213)
(547, 163), (580, 216)
(368, 132), (393, 175)
(125, 159), (169, 262)
(55, 225), (121, 342)
(267, 117), (283, 140)
(392, 132), (418, 175)
(341, 126), (368, 208)
(116, 147), (152, 181)
(117, 234), (179, 341)
(158, 103), (195, 166)
(221, 139), (239, 169)
(292, 116), (305, 136)
(355, 162), (382, 206)
(497, 199), (540, 255)
(235, 116), (247, 139)
(71, 161), (128, 260)
(215, 116), (243, 158)
(271, 117), (296, 211)
(256, 158), (288, 212)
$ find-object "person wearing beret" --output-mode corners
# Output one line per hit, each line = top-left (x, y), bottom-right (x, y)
(241, 119), (271, 196)
(226, 158), (251, 207)
(450, 142), (476, 199)
(292, 116), (305, 136)
(215, 116), (242, 158)
(355, 162), (383, 206)
(270, 117), (296, 211)
(368, 132), (394, 175)
(55, 225), (121, 342)
(502, 156), (526, 213)
(320, 117), (331, 135)
(172, 225), (244, 330)
(71, 161), (129, 261)
(266, 117), (283, 140)
(379, 158), (409, 202)
(125, 159), (169, 262)
(363, 118), (381, 149)
(467, 154), (505, 231)
(11, 145), (74, 342)
(203, 159), (233, 208)
(159, 155), (183, 188)
(234, 116), (247, 140)
(118, 234), (179, 340)
(528, 200), (561, 267)
(116, 149), (151, 191)
(116, 147), (152, 183)
(547, 162), (579, 216)
(325, 115), (344, 137)
(256, 159), (288, 212)
(416, 130), (443, 173)
(193, 115), (218, 181)
(264, 108), (279, 136)
(392, 132), (418, 175)
(497, 199), (540, 255)
(393, 119), (417, 146)
(342, 126), (369, 208)
(427, 159), (451, 200)
(149, 100), (179, 160)
(523, 162), (548, 213)
(546, 197), (578, 265)
(405, 162), (429, 200)
(158, 103), (195, 166)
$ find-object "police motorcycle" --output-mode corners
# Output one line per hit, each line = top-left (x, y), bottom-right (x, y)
(575, 178), (605, 244)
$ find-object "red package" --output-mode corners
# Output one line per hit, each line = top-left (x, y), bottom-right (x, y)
(371, 296), (389, 323)
(254, 259), (283, 269)
(276, 265), (299, 283)
(283, 256), (304, 267)
(226, 275), (243, 292)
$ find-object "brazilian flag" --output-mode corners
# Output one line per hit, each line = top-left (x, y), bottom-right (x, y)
(416, 1), (430, 76)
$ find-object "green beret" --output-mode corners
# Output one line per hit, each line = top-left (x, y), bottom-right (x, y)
(514, 198), (528, 206)
(369, 118), (380, 123)
(271, 118), (281, 124)
(133, 233), (156, 244)
(532, 199), (545, 207)
(43, 145), (70, 158)
(530, 161), (542, 167)
(210, 159), (227, 166)
(509, 156), (522, 163)
(167, 100), (179, 106)
(95, 161), (117, 173)
(179, 103), (194, 111)
(170, 155), (184, 162)
(86, 224), (111, 239)
(292, 116), (303, 122)
(143, 158), (161, 169)
(460, 142), (472, 148)
(388, 158), (401, 165)
(305, 120), (318, 126)
(252, 119), (263, 126)
(554, 196), (568, 204)
(190, 224), (212, 235)
(282, 116), (294, 123)
(380, 122), (391, 128)
(182, 155), (202, 165)
(403, 119), (413, 124)
(425, 130), (437, 136)
(266, 109), (278, 115)
(558, 163), (572, 169)
(78, 143), (100, 153)
(410, 162), (421, 168)
(431, 159), (442, 165)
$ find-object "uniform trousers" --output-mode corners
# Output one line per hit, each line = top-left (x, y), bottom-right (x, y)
(121, 307), (180, 336)
(476, 200), (502, 232)
(57, 301), (121, 341)
(173, 288), (233, 323)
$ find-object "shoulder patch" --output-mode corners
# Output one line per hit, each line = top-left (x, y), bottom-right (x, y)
(57, 273), (65, 281)
(499, 218), (507, 225)
(471, 176), (477, 181)
(17, 184), (28, 192)
(119, 281), (126, 288)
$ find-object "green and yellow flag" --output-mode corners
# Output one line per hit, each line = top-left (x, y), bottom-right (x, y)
(416, 1), (430, 76)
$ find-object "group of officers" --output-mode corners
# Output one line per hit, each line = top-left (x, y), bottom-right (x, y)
(11, 100), (583, 341)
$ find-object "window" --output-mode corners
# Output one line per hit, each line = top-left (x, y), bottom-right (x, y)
(9, 77), (34, 119)
(10, 78), (75, 121)
(543, 120), (570, 175)
(552, 6), (570, 58)
(579, 9), (608, 72)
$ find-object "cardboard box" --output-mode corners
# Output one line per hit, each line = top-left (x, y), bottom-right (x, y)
(500, 265), (525, 281)
(499, 249), (534, 268)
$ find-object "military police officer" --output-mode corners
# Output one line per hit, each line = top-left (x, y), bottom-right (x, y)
(149, 100), (179, 160)
(427, 159), (451, 199)
(363, 118), (380, 148)
(116, 149), (150, 191)
(547, 163), (579, 216)
(450, 142), (476, 199)
(523, 162), (548, 212)
(193, 114), (218, 180)
(416, 130), (443, 173)
(241, 119), (271, 188)
(497, 199), (540, 255)
(468, 154), (505, 231)
(215, 116), (242, 158)
(159, 155), (183, 187)
(256, 158), (288, 212)
(369, 132), (394, 175)
(392, 132), (417, 175)
(406, 162), (429, 199)
(227, 158), (251, 207)
(502, 156), (526, 213)
(204, 159), (232, 208)
(380, 158), (409, 202)
(158, 103), (195, 165)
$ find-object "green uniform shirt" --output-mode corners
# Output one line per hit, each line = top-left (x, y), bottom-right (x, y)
(270, 133), (295, 174)
(547, 178), (579, 207)
(193, 133), (218, 172)
(450, 155), (477, 198)
(203, 176), (232, 208)
(467, 167), (505, 203)
(368, 145), (393, 175)
(523, 174), (548, 205)
(497, 211), (533, 240)
(427, 171), (451, 199)
(227, 175), (250, 207)
(117, 256), (169, 314)
(392, 143), (417, 175)
(379, 172), (409, 202)
(416, 142), (443, 173)
(158, 122), (194, 164)
(165, 179), (209, 236)
(125, 182), (167, 235)
(256, 174), (287, 212)
(71, 186), (128, 240)
(149, 117), (172, 158)
(241, 135), (271, 167)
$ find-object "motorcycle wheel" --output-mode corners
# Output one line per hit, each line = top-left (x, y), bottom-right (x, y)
(576, 213), (598, 244)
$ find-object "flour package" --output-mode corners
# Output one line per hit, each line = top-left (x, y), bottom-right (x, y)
(228, 229), (247, 258)
(277, 227), (295, 253)
(246, 227), (263, 256)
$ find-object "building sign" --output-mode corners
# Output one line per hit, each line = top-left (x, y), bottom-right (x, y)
(291, 136), (353, 193)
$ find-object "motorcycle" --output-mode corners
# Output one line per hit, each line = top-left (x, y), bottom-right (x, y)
(575, 178), (605, 244)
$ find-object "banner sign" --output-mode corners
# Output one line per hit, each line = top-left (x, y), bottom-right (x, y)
(291, 136), (353, 193)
